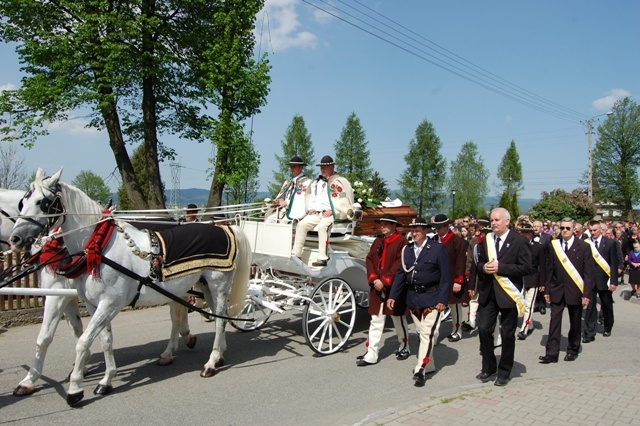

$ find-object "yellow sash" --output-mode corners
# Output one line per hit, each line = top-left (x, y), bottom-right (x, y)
(486, 232), (526, 315)
(551, 239), (584, 293)
(586, 239), (611, 285)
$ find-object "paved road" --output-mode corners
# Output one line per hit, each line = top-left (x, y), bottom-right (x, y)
(1, 285), (639, 425)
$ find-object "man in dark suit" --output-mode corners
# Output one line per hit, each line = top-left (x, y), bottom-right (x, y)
(476, 208), (534, 387)
(583, 219), (617, 341)
(387, 217), (450, 387)
(516, 216), (546, 340)
(533, 220), (551, 315)
(540, 218), (594, 363)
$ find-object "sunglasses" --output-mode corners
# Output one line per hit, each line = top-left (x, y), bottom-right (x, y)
(560, 226), (572, 231)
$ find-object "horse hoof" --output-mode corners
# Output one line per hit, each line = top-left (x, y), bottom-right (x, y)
(214, 358), (225, 368)
(157, 357), (173, 366)
(200, 367), (216, 378)
(13, 384), (35, 396)
(185, 335), (197, 349)
(93, 384), (113, 396)
(67, 391), (85, 406)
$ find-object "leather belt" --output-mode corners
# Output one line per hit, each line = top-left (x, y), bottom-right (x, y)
(409, 283), (438, 294)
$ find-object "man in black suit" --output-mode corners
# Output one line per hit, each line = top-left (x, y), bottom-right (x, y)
(583, 219), (617, 341)
(387, 217), (450, 387)
(476, 208), (534, 387)
(540, 218), (594, 364)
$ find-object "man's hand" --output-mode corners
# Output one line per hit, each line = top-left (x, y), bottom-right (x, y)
(386, 299), (395, 310)
(453, 283), (462, 292)
(484, 260), (499, 274)
(545, 294), (550, 303)
(322, 209), (332, 218)
(609, 284), (617, 292)
(435, 303), (447, 312)
(373, 279), (384, 292)
(468, 289), (475, 298)
(582, 297), (590, 307)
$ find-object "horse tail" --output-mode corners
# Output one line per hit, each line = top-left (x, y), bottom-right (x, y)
(227, 226), (251, 318)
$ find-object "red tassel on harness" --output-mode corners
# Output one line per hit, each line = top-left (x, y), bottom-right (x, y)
(85, 213), (115, 278)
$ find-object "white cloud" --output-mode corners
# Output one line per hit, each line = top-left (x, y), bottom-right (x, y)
(592, 88), (631, 111)
(48, 117), (101, 137)
(259, 0), (319, 52)
(0, 83), (17, 92)
(313, 7), (336, 25)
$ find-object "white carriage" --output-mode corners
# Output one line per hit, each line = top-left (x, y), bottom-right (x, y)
(232, 212), (374, 355)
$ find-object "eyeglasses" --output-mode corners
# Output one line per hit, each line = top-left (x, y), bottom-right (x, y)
(560, 226), (572, 231)
(462, 219), (469, 223)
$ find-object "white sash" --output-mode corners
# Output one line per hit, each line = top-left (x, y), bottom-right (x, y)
(485, 232), (526, 315)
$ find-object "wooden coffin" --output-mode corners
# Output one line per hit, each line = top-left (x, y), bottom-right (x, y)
(354, 205), (418, 236)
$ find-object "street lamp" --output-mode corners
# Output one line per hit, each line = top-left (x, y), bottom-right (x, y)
(584, 111), (613, 203)
(451, 189), (457, 220)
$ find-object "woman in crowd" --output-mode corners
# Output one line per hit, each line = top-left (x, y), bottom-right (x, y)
(627, 240), (640, 298)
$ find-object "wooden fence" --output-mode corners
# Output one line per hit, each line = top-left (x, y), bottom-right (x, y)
(0, 252), (42, 311)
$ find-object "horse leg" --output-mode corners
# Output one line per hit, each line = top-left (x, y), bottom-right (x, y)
(158, 301), (195, 366)
(63, 298), (93, 373)
(93, 324), (116, 396)
(201, 290), (228, 378)
(67, 304), (117, 406)
(13, 295), (74, 396)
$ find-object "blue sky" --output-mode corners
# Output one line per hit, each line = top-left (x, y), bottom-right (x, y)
(1, 0), (638, 202)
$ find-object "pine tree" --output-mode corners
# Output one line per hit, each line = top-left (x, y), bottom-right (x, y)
(496, 140), (523, 219)
(398, 119), (447, 217)
(448, 141), (489, 217)
(334, 112), (372, 183)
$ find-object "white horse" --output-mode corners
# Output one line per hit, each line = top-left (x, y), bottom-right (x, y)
(3, 184), (198, 397)
(10, 169), (251, 405)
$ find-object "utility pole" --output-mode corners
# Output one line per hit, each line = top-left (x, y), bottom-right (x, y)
(587, 118), (593, 203)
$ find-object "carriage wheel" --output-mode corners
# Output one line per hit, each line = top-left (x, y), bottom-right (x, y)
(229, 295), (272, 332)
(303, 277), (356, 355)
(355, 291), (369, 309)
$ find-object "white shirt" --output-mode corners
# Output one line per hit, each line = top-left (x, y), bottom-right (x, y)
(309, 178), (331, 211)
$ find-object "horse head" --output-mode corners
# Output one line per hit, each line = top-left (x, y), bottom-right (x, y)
(11, 168), (65, 251)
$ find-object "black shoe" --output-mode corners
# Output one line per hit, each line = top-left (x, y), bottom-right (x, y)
(603, 331), (611, 337)
(413, 372), (426, 387)
(461, 322), (476, 331)
(539, 305), (546, 315)
(517, 331), (527, 340)
(564, 353), (578, 362)
(582, 336), (595, 343)
(494, 377), (510, 387)
(396, 349), (410, 360)
(597, 315), (604, 325)
(356, 359), (375, 367)
(311, 259), (327, 267)
(538, 355), (559, 364)
(475, 371), (497, 383)
(447, 333), (461, 342)
(355, 353), (366, 360)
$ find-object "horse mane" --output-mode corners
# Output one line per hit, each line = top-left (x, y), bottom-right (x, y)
(58, 181), (104, 224)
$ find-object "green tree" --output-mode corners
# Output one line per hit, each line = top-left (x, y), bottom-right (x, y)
(528, 189), (595, 224)
(334, 112), (372, 183)
(268, 115), (315, 196)
(0, 0), (270, 210)
(448, 141), (489, 218)
(497, 140), (523, 219)
(225, 127), (260, 205)
(398, 119), (447, 217)
(72, 170), (111, 204)
(117, 144), (166, 210)
(593, 97), (640, 220)
(204, 1), (271, 208)
(368, 171), (389, 201)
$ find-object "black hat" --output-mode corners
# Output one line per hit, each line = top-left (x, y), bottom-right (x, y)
(517, 215), (534, 232)
(186, 203), (198, 210)
(316, 155), (335, 166)
(409, 217), (432, 228)
(431, 213), (451, 227)
(289, 155), (307, 166)
(477, 216), (490, 226)
(375, 213), (399, 225)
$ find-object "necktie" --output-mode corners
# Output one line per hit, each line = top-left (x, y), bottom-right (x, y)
(594, 239), (599, 249)
(564, 241), (568, 252)
(495, 236), (501, 254)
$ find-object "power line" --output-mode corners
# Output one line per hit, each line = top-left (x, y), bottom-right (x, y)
(301, 0), (588, 123)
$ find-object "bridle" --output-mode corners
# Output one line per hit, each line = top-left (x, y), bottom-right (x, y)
(17, 183), (66, 244)
(0, 207), (17, 249)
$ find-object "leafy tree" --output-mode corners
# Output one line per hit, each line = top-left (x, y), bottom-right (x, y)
(334, 112), (372, 183)
(448, 141), (489, 218)
(204, 1), (271, 208)
(72, 170), (111, 204)
(225, 126), (260, 205)
(0, 143), (27, 189)
(0, 0), (270, 210)
(117, 144), (166, 210)
(268, 115), (315, 196)
(368, 171), (389, 201)
(593, 97), (640, 220)
(497, 140), (523, 219)
(528, 189), (595, 224)
(398, 119), (447, 217)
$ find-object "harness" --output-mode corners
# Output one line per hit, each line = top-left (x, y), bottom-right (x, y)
(0, 207), (17, 249)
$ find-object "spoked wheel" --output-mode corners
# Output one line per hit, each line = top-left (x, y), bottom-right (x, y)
(229, 294), (272, 332)
(355, 291), (369, 309)
(303, 277), (356, 355)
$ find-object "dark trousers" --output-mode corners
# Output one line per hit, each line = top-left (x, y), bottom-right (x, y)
(546, 298), (582, 357)
(583, 288), (614, 337)
(477, 298), (518, 380)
